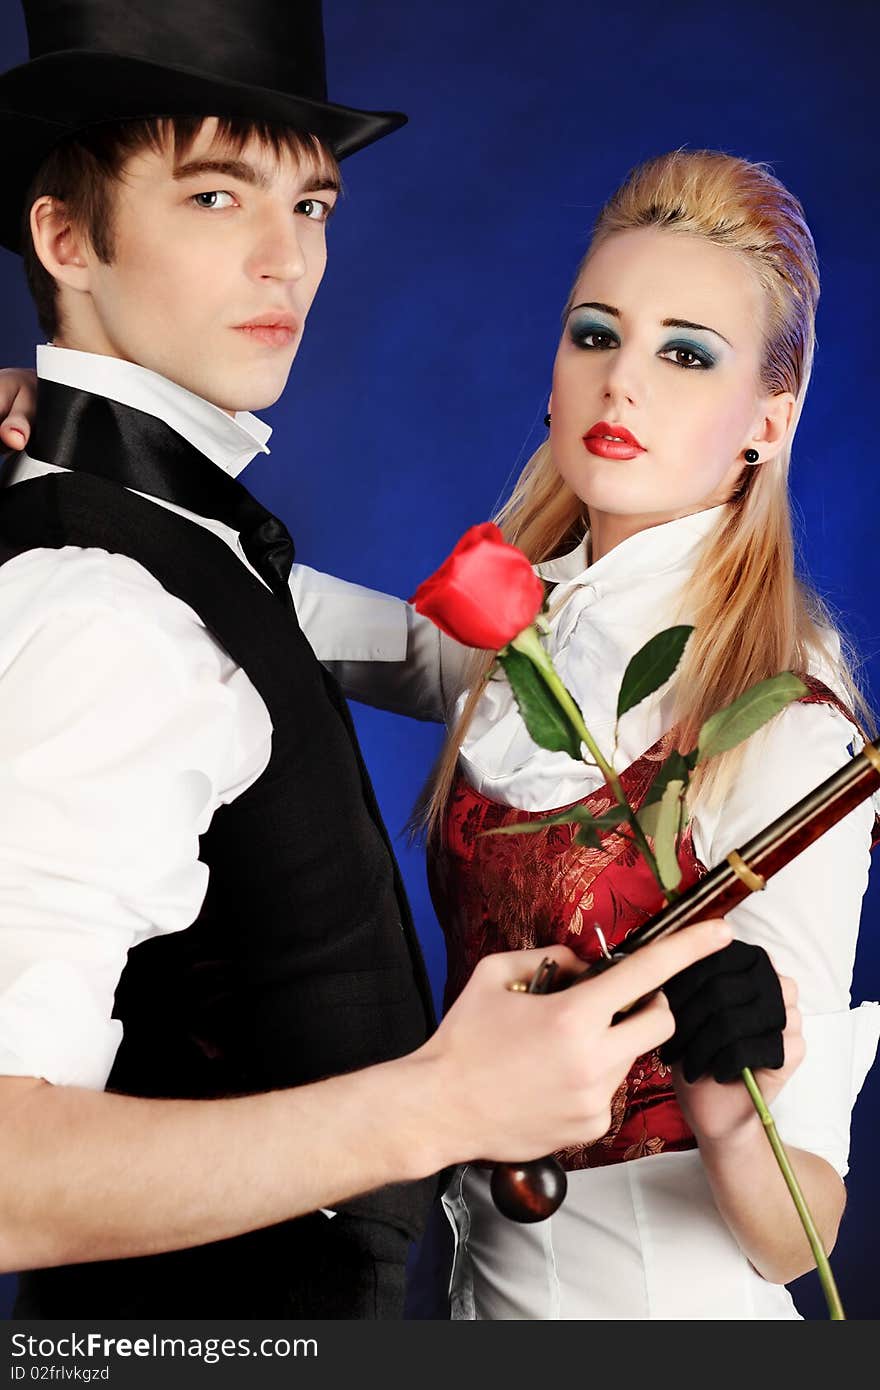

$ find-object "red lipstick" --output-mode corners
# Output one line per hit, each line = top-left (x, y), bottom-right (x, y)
(583, 420), (645, 461)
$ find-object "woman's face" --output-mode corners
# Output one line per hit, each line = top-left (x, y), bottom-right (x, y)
(549, 226), (794, 545)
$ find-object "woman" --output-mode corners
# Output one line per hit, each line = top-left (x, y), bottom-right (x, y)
(399, 149), (879, 1319)
(394, 149), (873, 1312)
(2, 150), (878, 1319)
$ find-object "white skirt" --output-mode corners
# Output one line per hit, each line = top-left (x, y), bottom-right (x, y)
(441, 1153), (802, 1320)
(441, 1004), (880, 1319)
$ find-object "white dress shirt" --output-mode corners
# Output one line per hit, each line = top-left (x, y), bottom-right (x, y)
(0, 344), (410, 1091)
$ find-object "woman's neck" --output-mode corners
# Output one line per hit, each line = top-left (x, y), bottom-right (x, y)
(587, 504), (719, 565)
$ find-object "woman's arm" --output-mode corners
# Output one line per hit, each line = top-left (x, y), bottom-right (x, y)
(670, 972), (846, 1284)
(686, 699), (878, 1282)
(683, 1096), (846, 1285)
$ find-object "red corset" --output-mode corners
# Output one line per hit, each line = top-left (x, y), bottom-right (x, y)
(427, 677), (880, 1172)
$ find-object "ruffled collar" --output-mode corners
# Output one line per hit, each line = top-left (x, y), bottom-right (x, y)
(535, 505), (728, 605)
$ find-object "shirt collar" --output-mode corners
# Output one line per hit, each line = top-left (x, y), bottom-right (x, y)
(35, 343), (272, 479)
(536, 505), (727, 593)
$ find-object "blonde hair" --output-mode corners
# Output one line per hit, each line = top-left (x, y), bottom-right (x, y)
(418, 148), (875, 841)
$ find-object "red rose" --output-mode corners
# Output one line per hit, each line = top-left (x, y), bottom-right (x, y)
(410, 522), (545, 650)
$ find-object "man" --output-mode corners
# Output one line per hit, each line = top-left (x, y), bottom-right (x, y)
(0, 1), (778, 1320)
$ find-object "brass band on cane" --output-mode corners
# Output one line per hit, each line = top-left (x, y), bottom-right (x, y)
(862, 742), (880, 775)
(726, 848), (767, 893)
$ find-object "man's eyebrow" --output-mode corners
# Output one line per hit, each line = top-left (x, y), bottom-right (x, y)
(172, 157), (342, 196)
(568, 301), (732, 348)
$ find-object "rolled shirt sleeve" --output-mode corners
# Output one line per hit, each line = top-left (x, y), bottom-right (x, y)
(691, 699), (880, 1176)
(766, 1003), (880, 1178)
(0, 545), (272, 1090)
(290, 561), (471, 722)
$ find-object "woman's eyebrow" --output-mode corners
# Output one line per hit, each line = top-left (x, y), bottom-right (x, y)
(570, 300), (619, 318)
(662, 316), (732, 348)
(569, 301), (732, 348)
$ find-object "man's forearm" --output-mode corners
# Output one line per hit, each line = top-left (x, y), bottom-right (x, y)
(698, 1116), (846, 1284)
(0, 1055), (445, 1273)
(0, 923), (736, 1274)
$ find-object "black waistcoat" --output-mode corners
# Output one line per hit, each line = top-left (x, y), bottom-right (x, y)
(0, 444), (438, 1317)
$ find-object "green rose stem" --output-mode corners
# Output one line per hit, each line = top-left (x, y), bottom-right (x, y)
(740, 1066), (845, 1319)
(510, 626), (669, 896)
(508, 623), (844, 1319)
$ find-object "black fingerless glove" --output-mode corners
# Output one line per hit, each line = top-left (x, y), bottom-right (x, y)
(660, 939), (786, 1083)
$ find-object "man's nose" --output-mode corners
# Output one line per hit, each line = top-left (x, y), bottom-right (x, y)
(252, 210), (308, 283)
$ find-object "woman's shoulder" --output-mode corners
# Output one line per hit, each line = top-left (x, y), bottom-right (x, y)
(798, 621), (874, 746)
(691, 672), (879, 858)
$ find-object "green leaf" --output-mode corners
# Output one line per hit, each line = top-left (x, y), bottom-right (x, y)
(635, 749), (693, 838)
(497, 646), (582, 759)
(617, 626), (694, 720)
(653, 779), (685, 893)
(636, 798), (662, 839)
(482, 808), (589, 838)
(482, 803), (630, 844)
(696, 672), (809, 764)
(639, 750), (693, 810)
(678, 786), (690, 837)
(571, 804), (633, 849)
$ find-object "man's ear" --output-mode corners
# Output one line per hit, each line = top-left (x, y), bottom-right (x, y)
(29, 196), (92, 293)
(744, 391), (797, 464)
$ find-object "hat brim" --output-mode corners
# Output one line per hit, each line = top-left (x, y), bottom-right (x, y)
(0, 50), (407, 256)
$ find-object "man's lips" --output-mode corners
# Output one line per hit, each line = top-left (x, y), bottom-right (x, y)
(583, 419), (645, 460)
(233, 324), (296, 348)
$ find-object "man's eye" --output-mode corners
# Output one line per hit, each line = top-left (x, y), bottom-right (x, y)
(190, 190), (236, 210)
(296, 198), (332, 222)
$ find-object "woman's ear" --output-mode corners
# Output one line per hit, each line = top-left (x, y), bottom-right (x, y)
(744, 391), (797, 464)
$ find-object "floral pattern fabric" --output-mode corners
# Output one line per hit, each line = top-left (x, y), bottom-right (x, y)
(428, 677), (880, 1172)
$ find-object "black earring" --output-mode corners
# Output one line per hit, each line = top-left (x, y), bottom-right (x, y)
(744, 448), (759, 464)
(544, 413), (551, 428)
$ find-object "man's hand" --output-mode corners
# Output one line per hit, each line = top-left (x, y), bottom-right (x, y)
(0, 367), (37, 455)
(417, 918), (733, 1167)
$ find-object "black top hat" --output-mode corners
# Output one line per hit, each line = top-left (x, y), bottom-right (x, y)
(0, 0), (407, 256)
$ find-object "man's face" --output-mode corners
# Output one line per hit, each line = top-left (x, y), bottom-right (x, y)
(57, 117), (340, 414)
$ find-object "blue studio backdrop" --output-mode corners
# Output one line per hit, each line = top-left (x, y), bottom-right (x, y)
(0, 0), (877, 1321)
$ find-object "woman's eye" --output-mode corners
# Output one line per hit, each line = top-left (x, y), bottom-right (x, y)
(190, 190), (236, 211)
(659, 344), (714, 370)
(569, 325), (619, 350)
(295, 198), (331, 222)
